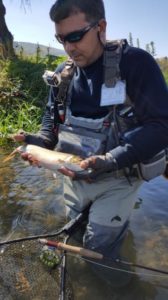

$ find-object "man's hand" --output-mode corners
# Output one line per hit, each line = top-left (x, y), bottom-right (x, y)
(12, 130), (53, 149)
(80, 154), (118, 171)
(58, 153), (118, 181)
(58, 166), (76, 178)
(58, 166), (93, 182)
(11, 130), (42, 166)
(20, 153), (41, 167)
(12, 131), (26, 142)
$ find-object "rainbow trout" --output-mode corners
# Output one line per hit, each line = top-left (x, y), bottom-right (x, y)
(3, 144), (83, 172)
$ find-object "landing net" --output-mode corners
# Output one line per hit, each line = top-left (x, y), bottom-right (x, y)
(0, 237), (73, 300)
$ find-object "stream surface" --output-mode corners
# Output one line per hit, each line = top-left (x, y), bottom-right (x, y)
(0, 147), (168, 299)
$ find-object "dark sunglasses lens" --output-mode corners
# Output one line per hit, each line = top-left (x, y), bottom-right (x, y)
(55, 32), (83, 44)
(65, 32), (84, 43)
(56, 23), (97, 44)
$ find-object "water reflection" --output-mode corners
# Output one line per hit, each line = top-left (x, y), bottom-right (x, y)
(0, 148), (168, 299)
(0, 149), (66, 240)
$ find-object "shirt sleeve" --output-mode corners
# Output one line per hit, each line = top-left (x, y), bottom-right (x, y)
(110, 48), (168, 169)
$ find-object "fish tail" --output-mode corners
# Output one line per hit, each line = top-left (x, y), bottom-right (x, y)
(3, 149), (18, 163)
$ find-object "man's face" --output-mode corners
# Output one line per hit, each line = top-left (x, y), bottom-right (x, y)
(55, 13), (106, 67)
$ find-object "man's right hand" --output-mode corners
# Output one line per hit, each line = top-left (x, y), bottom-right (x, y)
(11, 131), (52, 149)
(11, 131), (32, 162)
(12, 131), (26, 142)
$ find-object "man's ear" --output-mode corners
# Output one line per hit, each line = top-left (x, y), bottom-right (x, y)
(98, 19), (107, 45)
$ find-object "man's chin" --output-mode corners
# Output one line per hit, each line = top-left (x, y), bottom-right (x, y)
(74, 61), (89, 68)
(74, 61), (86, 68)
(72, 56), (87, 68)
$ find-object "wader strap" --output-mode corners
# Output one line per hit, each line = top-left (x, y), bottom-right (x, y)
(103, 39), (127, 87)
(56, 58), (75, 105)
(53, 58), (75, 124)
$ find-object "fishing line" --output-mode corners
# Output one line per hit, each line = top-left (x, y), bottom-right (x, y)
(67, 253), (168, 279)
(38, 237), (168, 278)
(115, 258), (168, 275)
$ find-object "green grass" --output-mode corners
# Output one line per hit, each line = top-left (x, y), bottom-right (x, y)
(0, 101), (42, 135)
(0, 53), (66, 146)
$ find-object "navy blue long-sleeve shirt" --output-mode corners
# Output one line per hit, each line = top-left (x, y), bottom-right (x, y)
(39, 45), (168, 169)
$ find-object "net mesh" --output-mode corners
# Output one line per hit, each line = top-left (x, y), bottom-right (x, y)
(0, 237), (73, 300)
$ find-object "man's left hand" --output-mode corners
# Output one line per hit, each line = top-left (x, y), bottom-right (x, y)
(58, 166), (76, 178)
(58, 153), (118, 181)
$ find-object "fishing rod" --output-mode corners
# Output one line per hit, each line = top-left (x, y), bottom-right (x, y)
(82, 257), (168, 279)
(39, 238), (168, 277)
(1, 214), (167, 277)
(115, 257), (168, 276)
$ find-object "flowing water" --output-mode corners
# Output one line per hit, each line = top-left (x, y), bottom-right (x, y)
(0, 147), (168, 299)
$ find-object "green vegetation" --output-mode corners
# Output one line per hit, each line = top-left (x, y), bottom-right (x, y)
(157, 57), (168, 84)
(0, 53), (66, 146)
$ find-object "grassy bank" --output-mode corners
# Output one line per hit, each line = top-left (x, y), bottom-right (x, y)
(0, 54), (66, 146)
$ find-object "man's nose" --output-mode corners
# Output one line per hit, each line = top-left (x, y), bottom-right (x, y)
(64, 41), (76, 52)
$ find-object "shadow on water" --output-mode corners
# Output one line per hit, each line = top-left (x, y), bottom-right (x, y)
(0, 147), (168, 299)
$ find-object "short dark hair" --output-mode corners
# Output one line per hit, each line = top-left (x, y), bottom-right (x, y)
(49, 0), (105, 24)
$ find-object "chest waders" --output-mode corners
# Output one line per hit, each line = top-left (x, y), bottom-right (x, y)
(51, 40), (167, 181)
(53, 40), (131, 162)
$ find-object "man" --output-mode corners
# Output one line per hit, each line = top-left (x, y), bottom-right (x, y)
(14, 0), (168, 263)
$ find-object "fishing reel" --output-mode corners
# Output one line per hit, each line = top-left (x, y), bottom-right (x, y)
(42, 70), (61, 87)
(40, 245), (61, 268)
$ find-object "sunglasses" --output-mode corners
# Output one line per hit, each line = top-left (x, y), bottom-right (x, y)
(55, 22), (98, 44)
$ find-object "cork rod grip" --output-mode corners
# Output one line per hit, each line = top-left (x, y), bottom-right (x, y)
(39, 239), (103, 260)
(57, 242), (103, 259)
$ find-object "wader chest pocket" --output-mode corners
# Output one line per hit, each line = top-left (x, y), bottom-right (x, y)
(56, 125), (107, 158)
